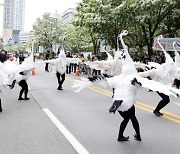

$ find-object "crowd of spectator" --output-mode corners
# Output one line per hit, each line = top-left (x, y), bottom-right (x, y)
(0, 48), (171, 78)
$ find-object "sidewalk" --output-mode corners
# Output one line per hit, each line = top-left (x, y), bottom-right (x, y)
(0, 85), (76, 154)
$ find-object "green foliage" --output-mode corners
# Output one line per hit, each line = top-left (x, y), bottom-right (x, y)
(31, 0), (179, 57)
(0, 41), (3, 49)
(33, 12), (63, 50)
(64, 24), (93, 52)
(75, 0), (103, 54)
(74, 0), (179, 58)
(4, 43), (27, 53)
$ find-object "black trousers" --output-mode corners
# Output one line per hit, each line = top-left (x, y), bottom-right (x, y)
(66, 64), (71, 74)
(45, 63), (49, 72)
(18, 80), (28, 98)
(174, 79), (180, 89)
(118, 105), (140, 138)
(0, 98), (2, 111)
(155, 92), (170, 112)
(56, 72), (65, 89)
(71, 63), (77, 73)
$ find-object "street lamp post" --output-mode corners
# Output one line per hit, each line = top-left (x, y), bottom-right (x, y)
(0, 3), (4, 44)
(55, 11), (58, 52)
(50, 11), (58, 53)
(32, 40), (36, 53)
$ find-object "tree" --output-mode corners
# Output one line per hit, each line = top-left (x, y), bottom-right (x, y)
(64, 24), (93, 53)
(159, 5), (180, 37)
(74, 0), (179, 58)
(96, 0), (128, 50)
(124, 0), (178, 57)
(33, 12), (63, 51)
(75, 0), (103, 54)
(0, 40), (3, 49)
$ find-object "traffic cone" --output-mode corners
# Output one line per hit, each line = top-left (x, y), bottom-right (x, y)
(32, 69), (35, 75)
(76, 66), (80, 76)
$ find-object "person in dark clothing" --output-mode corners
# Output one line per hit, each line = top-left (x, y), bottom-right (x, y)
(0, 50), (7, 63)
(153, 92), (170, 116)
(66, 51), (72, 74)
(45, 50), (50, 72)
(19, 53), (25, 64)
(174, 78), (180, 89)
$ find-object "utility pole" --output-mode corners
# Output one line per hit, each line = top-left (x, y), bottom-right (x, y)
(55, 10), (58, 52)
(0, 3), (4, 40)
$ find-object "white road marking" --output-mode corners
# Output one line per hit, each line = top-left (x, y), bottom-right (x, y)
(174, 102), (180, 107)
(43, 108), (89, 154)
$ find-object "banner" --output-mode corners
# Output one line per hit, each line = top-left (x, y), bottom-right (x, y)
(153, 38), (180, 51)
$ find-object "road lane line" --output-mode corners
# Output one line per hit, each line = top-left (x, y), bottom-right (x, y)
(43, 108), (89, 154)
(162, 115), (180, 123)
(135, 104), (180, 123)
(90, 86), (112, 96)
(35, 67), (180, 124)
(136, 102), (180, 119)
(174, 102), (180, 107)
(88, 86), (111, 97)
(67, 77), (180, 123)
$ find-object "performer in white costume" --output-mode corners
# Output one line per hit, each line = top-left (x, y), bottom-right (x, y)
(0, 56), (29, 110)
(48, 49), (68, 90)
(107, 30), (141, 141)
(16, 52), (35, 100)
(2, 52), (35, 100)
(139, 36), (178, 116)
(0, 68), (9, 112)
(72, 30), (180, 141)
(39, 49), (81, 90)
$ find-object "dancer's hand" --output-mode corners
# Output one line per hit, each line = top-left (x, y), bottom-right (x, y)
(109, 100), (123, 114)
(131, 78), (142, 86)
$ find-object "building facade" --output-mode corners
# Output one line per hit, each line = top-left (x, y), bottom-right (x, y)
(3, 28), (20, 45)
(61, 8), (77, 23)
(3, 0), (25, 45)
(19, 30), (33, 43)
(3, 0), (25, 30)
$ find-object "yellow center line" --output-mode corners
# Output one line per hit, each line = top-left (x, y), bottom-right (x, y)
(136, 102), (180, 119)
(89, 86), (112, 96)
(67, 76), (180, 124)
(88, 86), (112, 97)
(36, 67), (180, 124)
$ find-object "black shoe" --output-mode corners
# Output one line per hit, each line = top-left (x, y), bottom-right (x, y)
(18, 97), (24, 100)
(134, 134), (141, 141)
(57, 86), (63, 90)
(0, 108), (3, 112)
(118, 136), (129, 142)
(153, 110), (163, 116)
(24, 97), (30, 100)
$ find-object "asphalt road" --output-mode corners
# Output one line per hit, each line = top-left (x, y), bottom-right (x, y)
(0, 62), (179, 154)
